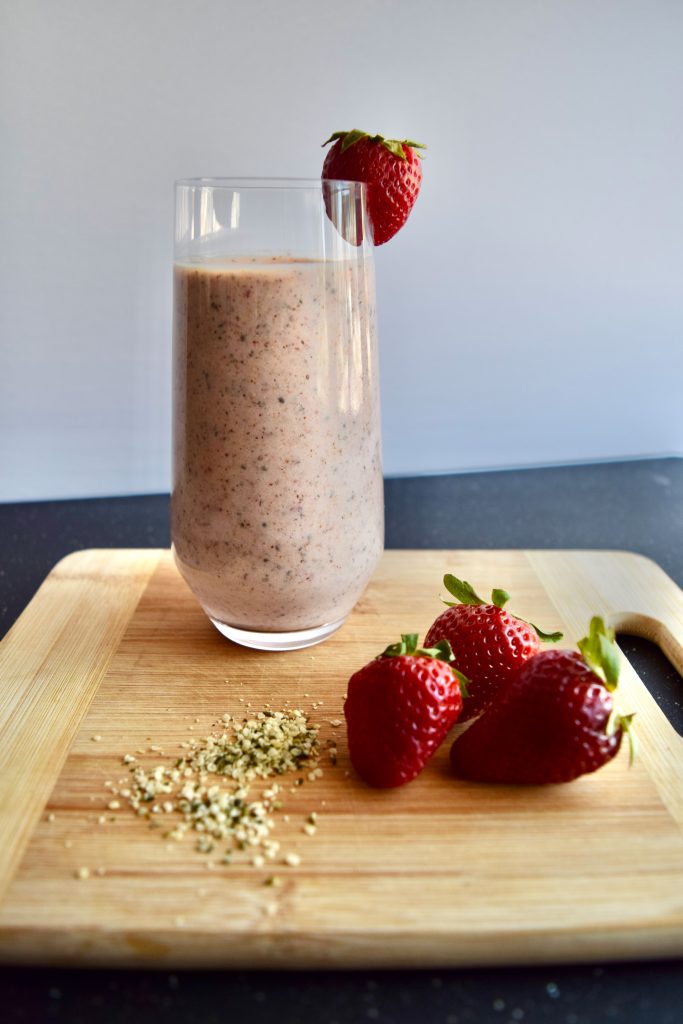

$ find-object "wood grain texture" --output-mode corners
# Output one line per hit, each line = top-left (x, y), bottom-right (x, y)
(0, 549), (160, 904)
(0, 548), (681, 968)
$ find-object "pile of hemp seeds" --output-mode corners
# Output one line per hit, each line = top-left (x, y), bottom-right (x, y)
(101, 705), (341, 875)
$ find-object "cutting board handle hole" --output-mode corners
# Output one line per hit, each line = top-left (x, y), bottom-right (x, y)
(616, 625), (683, 738)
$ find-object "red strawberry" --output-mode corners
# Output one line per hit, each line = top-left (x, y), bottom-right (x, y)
(450, 617), (634, 785)
(322, 130), (425, 244)
(424, 575), (563, 722)
(344, 633), (467, 788)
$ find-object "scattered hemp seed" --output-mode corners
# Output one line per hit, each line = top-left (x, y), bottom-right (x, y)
(91, 735), (102, 742)
(106, 709), (323, 871)
(107, 800), (120, 810)
(264, 875), (281, 887)
(303, 824), (317, 837)
(47, 813), (55, 823)
(76, 867), (90, 880)
(284, 853), (301, 867)
(328, 719), (342, 728)
(122, 754), (136, 764)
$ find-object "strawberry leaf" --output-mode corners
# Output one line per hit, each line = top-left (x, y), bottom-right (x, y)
(621, 713), (637, 766)
(321, 131), (427, 161)
(423, 638), (454, 663)
(402, 633), (420, 654)
(530, 622), (563, 643)
(380, 139), (408, 160)
(452, 667), (470, 699)
(598, 633), (620, 687)
(381, 633), (419, 657)
(321, 131), (348, 147)
(443, 572), (562, 640)
(443, 575), (485, 606)
(578, 616), (620, 690)
(340, 129), (370, 152)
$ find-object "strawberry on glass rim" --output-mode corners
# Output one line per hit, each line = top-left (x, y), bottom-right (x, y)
(322, 130), (426, 244)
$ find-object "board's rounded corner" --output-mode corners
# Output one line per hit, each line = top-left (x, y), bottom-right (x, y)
(606, 549), (669, 578)
(50, 548), (105, 576)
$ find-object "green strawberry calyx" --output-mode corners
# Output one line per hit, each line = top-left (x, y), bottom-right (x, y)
(578, 616), (636, 764)
(322, 130), (427, 161)
(380, 633), (469, 697)
(441, 573), (563, 643)
(577, 616), (620, 689)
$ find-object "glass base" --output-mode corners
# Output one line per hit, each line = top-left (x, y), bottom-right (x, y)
(209, 615), (347, 651)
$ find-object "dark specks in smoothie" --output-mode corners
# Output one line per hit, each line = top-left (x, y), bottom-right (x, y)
(172, 257), (382, 630)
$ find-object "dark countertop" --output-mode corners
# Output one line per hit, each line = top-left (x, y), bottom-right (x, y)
(1, 457), (681, 1024)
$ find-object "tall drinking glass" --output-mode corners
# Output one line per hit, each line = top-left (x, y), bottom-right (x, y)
(172, 179), (384, 651)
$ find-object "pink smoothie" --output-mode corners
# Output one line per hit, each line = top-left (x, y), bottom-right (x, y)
(172, 257), (383, 633)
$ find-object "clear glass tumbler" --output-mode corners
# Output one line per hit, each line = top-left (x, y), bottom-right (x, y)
(172, 179), (384, 651)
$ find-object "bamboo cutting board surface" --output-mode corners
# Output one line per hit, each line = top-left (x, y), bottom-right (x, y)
(0, 548), (682, 968)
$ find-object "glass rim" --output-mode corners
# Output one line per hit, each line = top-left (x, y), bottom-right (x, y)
(175, 176), (366, 192)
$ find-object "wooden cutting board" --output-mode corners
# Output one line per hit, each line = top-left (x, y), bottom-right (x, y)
(0, 548), (682, 968)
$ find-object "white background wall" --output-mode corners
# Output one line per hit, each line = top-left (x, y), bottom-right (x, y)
(1, 0), (682, 501)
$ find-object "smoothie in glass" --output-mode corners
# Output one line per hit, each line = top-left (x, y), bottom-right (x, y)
(172, 213), (383, 650)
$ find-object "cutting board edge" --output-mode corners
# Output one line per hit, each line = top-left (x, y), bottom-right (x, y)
(0, 920), (681, 970)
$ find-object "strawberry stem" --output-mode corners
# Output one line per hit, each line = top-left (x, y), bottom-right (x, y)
(442, 573), (563, 642)
(321, 130), (427, 160)
(379, 634), (470, 699)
